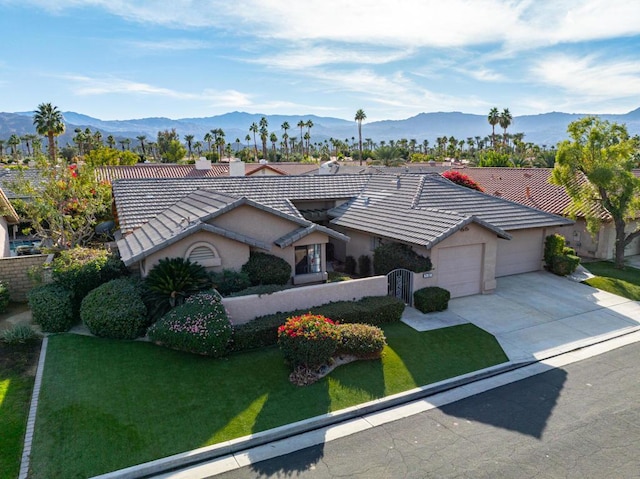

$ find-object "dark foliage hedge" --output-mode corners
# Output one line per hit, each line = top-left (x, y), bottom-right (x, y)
(413, 286), (451, 313)
(28, 283), (75, 332)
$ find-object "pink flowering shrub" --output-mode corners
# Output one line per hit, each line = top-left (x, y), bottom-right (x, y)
(336, 323), (386, 359)
(147, 290), (232, 357)
(277, 314), (341, 368)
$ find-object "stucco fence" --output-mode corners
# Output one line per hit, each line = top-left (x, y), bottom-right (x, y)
(0, 254), (52, 302)
(222, 275), (389, 325)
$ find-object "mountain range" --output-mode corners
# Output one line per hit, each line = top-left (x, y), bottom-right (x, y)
(2, 108), (640, 149)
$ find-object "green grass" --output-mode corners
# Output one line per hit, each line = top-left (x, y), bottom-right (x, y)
(583, 261), (640, 300)
(31, 323), (507, 478)
(0, 340), (41, 479)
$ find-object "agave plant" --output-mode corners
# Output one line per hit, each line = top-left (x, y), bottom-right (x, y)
(143, 257), (211, 321)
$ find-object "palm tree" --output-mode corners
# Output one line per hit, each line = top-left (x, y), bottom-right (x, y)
(372, 145), (403, 167)
(269, 132), (278, 155)
(259, 117), (268, 159)
(281, 121), (290, 160)
(249, 122), (259, 160)
(487, 107), (500, 150)
(203, 132), (213, 153)
(33, 102), (65, 163)
(305, 119), (314, 156)
(184, 134), (194, 158)
(8, 134), (21, 158)
(499, 108), (513, 149)
(0, 140), (5, 159)
(106, 135), (115, 149)
(297, 120), (305, 155)
(193, 141), (203, 156)
(354, 109), (366, 166)
(137, 135), (147, 156)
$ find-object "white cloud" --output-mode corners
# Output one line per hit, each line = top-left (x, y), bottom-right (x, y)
(125, 39), (210, 51)
(532, 54), (640, 100)
(251, 46), (412, 69)
(15, 0), (640, 50)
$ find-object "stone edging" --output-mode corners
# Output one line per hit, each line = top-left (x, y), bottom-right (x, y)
(18, 336), (48, 479)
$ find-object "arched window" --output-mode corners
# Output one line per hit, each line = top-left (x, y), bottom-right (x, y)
(185, 242), (221, 268)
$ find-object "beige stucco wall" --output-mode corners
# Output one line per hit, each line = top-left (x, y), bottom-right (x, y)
(421, 223), (498, 295)
(222, 275), (388, 324)
(551, 219), (640, 260)
(140, 230), (251, 275)
(0, 217), (9, 258)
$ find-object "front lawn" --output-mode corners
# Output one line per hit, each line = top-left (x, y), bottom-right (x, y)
(0, 339), (41, 479)
(583, 261), (640, 300)
(31, 323), (507, 478)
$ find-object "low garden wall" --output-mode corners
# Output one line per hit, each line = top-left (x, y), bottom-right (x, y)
(0, 254), (52, 302)
(222, 275), (388, 325)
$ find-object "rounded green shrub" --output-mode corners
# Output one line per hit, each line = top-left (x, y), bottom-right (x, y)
(143, 257), (212, 321)
(28, 284), (74, 332)
(147, 290), (232, 357)
(0, 280), (10, 314)
(551, 254), (580, 276)
(81, 278), (148, 339)
(241, 252), (291, 286)
(52, 247), (129, 304)
(373, 242), (432, 275)
(1, 324), (38, 344)
(358, 255), (372, 277)
(277, 314), (340, 369)
(414, 286), (451, 313)
(337, 323), (386, 359)
(210, 269), (251, 296)
(344, 256), (356, 275)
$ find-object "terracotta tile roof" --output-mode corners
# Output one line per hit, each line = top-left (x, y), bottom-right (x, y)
(96, 162), (319, 182)
(449, 167), (612, 220)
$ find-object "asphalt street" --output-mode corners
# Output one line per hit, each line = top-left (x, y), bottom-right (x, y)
(213, 341), (640, 479)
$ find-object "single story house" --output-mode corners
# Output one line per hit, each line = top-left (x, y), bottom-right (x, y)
(114, 173), (572, 298)
(450, 167), (640, 260)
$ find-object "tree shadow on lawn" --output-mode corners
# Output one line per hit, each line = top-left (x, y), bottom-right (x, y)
(249, 358), (385, 477)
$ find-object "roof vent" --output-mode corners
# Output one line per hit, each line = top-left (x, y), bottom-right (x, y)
(396, 175), (401, 189)
(363, 197), (370, 206)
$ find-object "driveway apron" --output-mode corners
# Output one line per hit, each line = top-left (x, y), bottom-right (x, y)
(402, 271), (640, 361)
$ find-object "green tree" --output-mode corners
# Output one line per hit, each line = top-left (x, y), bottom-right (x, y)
(551, 116), (640, 269)
(33, 102), (65, 163)
(355, 109), (366, 166)
(259, 117), (269, 159)
(249, 122), (259, 160)
(184, 134), (194, 158)
(372, 145), (404, 166)
(84, 147), (139, 166)
(136, 135), (147, 157)
(487, 107), (499, 150)
(164, 140), (187, 163)
(9, 158), (112, 248)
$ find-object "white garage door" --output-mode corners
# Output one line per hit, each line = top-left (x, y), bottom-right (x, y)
(496, 229), (543, 277)
(437, 244), (483, 298)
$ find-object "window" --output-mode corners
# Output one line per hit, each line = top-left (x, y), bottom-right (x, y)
(295, 244), (321, 275)
(371, 236), (383, 251)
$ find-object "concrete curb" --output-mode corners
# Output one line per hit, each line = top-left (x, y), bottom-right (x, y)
(19, 336), (48, 479)
(92, 325), (640, 479)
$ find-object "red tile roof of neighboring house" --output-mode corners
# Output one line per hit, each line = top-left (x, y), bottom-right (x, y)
(95, 162), (318, 182)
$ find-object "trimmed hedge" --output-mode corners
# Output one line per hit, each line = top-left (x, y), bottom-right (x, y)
(337, 323), (386, 359)
(148, 290), (232, 357)
(80, 278), (148, 339)
(544, 234), (580, 276)
(210, 269), (251, 296)
(231, 295), (404, 353)
(52, 247), (129, 312)
(414, 286), (451, 313)
(241, 252), (291, 286)
(551, 254), (581, 276)
(28, 284), (75, 332)
(0, 280), (9, 313)
(373, 242), (432, 275)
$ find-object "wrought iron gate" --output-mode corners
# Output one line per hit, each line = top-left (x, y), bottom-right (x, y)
(387, 268), (413, 305)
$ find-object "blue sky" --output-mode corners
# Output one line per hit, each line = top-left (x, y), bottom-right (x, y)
(1, 0), (639, 121)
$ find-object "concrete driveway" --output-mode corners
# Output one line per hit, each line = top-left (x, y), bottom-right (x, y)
(402, 271), (640, 362)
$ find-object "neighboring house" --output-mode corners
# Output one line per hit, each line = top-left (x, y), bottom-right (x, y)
(95, 160), (318, 182)
(0, 186), (20, 257)
(113, 173), (571, 298)
(451, 167), (640, 260)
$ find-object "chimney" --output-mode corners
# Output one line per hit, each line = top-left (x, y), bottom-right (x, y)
(195, 157), (211, 170)
(229, 159), (245, 177)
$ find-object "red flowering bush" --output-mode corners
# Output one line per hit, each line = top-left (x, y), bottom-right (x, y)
(277, 314), (341, 368)
(442, 170), (484, 192)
